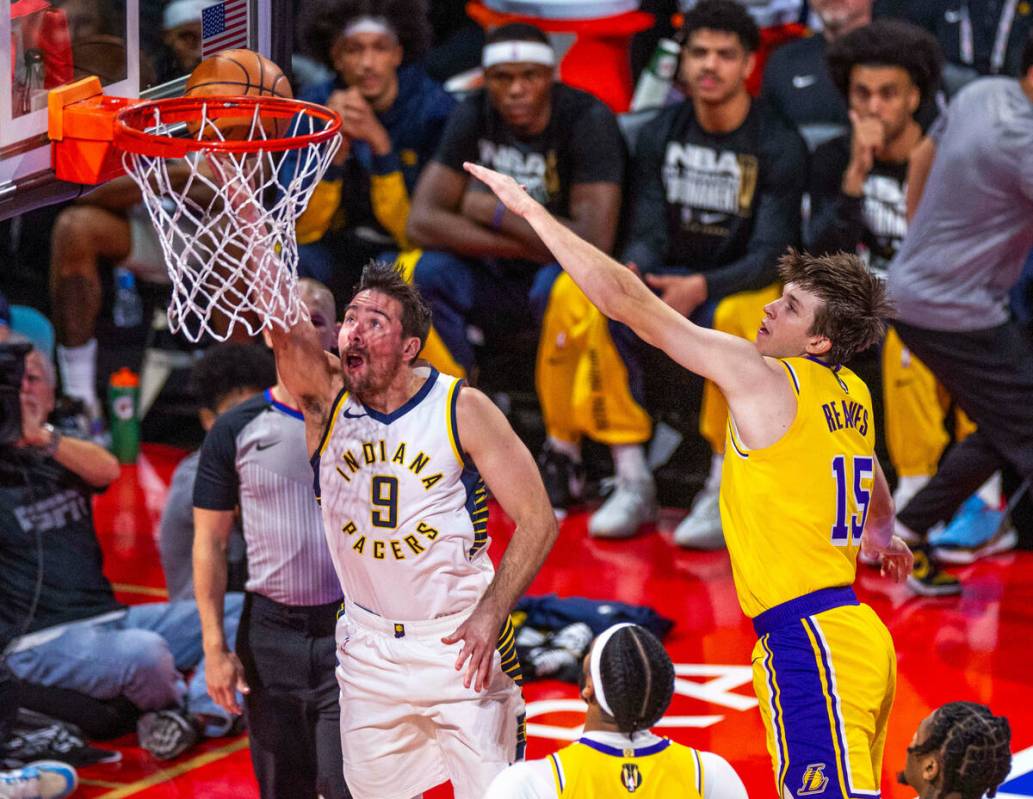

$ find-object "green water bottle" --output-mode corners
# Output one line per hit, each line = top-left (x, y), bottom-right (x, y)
(108, 367), (140, 464)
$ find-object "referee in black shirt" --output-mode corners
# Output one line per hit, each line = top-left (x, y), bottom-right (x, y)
(193, 280), (349, 798)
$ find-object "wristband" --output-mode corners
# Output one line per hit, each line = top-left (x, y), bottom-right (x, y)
(38, 423), (61, 458)
(490, 201), (506, 231)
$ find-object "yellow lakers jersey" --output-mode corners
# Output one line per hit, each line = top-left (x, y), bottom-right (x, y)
(721, 356), (875, 618)
(550, 737), (704, 797)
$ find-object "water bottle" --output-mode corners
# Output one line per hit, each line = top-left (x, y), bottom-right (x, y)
(630, 38), (681, 112)
(108, 367), (140, 464)
(20, 48), (46, 115)
(113, 268), (144, 328)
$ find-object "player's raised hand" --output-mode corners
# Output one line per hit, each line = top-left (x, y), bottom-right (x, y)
(205, 649), (250, 715)
(463, 162), (540, 220)
(443, 599), (505, 693)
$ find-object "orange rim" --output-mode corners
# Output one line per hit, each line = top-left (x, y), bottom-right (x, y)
(114, 95), (341, 158)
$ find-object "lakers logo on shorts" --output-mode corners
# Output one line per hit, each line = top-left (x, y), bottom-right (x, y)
(798, 763), (829, 796)
(620, 763), (643, 793)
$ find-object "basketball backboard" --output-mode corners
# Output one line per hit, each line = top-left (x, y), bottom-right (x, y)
(0, 0), (292, 221)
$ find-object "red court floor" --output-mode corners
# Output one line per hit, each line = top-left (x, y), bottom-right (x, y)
(76, 444), (1033, 798)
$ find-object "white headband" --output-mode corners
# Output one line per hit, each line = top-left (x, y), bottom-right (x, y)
(163, 0), (206, 30)
(343, 16), (397, 40)
(589, 623), (635, 719)
(482, 41), (555, 69)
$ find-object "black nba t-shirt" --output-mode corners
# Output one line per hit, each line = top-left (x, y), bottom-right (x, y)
(622, 98), (808, 299)
(433, 83), (625, 217)
(807, 133), (909, 277)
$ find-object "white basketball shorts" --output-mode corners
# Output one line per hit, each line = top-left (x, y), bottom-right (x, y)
(336, 600), (526, 799)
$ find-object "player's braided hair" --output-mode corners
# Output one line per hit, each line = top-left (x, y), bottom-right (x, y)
(353, 260), (432, 356)
(826, 18), (943, 105)
(299, 0), (431, 71)
(912, 702), (1012, 799)
(777, 248), (893, 365)
(597, 626), (675, 737)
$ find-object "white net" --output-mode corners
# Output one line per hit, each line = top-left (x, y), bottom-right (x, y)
(120, 99), (341, 342)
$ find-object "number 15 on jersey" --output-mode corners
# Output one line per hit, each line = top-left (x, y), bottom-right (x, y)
(831, 455), (873, 546)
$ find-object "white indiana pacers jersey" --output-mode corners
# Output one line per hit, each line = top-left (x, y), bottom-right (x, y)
(313, 367), (493, 620)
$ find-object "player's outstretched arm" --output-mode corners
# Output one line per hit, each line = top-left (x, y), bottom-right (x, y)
(860, 456), (913, 582)
(464, 163), (778, 399)
(442, 387), (559, 692)
(267, 321), (342, 456)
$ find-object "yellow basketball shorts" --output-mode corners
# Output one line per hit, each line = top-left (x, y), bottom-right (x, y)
(751, 587), (896, 799)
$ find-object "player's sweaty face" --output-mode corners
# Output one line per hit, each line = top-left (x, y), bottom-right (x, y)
(681, 29), (753, 105)
(335, 31), (403, 104)
(756, 283), (823, 358)
(339, 290), (406, 395)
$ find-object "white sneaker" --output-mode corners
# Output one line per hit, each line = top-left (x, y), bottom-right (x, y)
(588, 478), (656, 539)
(674, 486), (724, 549)
(0, 761), (77, 799)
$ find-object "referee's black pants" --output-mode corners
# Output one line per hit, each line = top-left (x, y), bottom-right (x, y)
(893, 320), (1033, 537)
(237, 592), (349, 799)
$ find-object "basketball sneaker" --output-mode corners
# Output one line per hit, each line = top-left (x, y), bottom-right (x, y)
(673, 485), (724, 549)
(0, 761), (77, 799)
(1, 717), (119, 768)
(907, 545), (961, 597)
(537, 443), (586, 513)
(136, 709), (201, 761)
(588, 477), (656, 539)
(929, 496), (1017, 565)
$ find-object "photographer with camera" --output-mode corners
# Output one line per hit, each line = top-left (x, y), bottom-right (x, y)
(0, 344), (244, 761)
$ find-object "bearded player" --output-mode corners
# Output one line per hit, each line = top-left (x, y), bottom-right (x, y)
(468, 162), (913, 798)
(267, 261), (557, 799)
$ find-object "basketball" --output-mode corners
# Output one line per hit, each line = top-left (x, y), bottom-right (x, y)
(184, 49), (293, 140)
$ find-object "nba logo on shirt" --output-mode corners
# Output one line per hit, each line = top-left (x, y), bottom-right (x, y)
(798, 763), (829, 795)
(620, 763), (642, 793)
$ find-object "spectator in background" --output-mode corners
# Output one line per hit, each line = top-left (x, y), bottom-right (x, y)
(194, 279), (347, 799)
(406, 24), (625, 510)
(809, 19), (940, 277)
(50, 170), (194, 433)
(808, 19), (986, 541)
(158, 342), (277, 601)
(762, 0), (874, 132)
(897, 702), (1012, 799)
(484, 624), (748, 798)
(605, 0), (806, 543)
(896, 0), (1033, 92)
(886, 31), (1033, 596)
(294, 0), (455, 297)
(158, 0), (205, 82)
(0, 347), (243, 761)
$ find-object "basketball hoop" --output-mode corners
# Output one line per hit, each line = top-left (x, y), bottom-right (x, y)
(111, 95), (342, 342)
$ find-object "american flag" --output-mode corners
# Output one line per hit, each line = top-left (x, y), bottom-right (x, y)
(201, 0), (250, 59)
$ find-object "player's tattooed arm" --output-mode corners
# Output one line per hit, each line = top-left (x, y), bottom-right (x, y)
(268, 321), (342, 456)
(442, 386), (558, 692)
